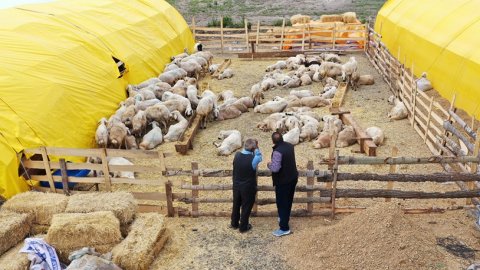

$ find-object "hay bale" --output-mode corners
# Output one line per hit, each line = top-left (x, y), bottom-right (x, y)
(65, 192), (137, 225)
(0, 239), (30, 270)
(112, 213), (169, 270)
(342, 12), (358, 24)
(47, 211), (122, 263)
(290, 14), (311, 25)
(2, 192), (68, 225)
(0, 210), (32, 256)
(31, 224), (50, 235)
(320, 14), (343, 23)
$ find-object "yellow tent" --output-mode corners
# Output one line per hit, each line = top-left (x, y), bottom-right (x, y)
(0, 0), (194, 199)
(375, 0), (480, 118)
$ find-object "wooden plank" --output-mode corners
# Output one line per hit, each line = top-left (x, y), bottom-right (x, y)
(255, 21), (260, 45)
(175, 112), (202, 155)
(165, 181), (175, 217)
(424, 96), (435, 142)
(280, 19), (285, 49)
(30, 175), (105, 184)
(467, 128), (480, 204)
(111, 178), (166, 186)
(40, 147), (55, 192)
(191, 17), (196, 40)
(238, 51), (305, 59)
(220, 16), (224, 54)
(306, 161), (314, 213)
(385, 147), (398, 202)
(339, 112), (377, 156)
(244, 18), (249, 50)
(320, 155), (480, 165)
(138, 204), (167, 214)
(330, 82), (348, 108)
(132, 192), (167, 201)
(331, 150), (339, 217)
(191, 162), (199, 217)
(100, 148), (112, 191)
(59, 158), (70, 195)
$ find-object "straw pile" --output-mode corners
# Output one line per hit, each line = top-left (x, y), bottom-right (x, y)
(342, 12), (358, 24)
(276, 203), (447, 269)
(290, 14), (311, 25)
(0, 239), (30, 270)
(2, 192), (68, 225)
(65, 192), (137, 225)
(112, 213), (169, 270)
(31, 224), (50, 235)
(46, 211), (122, 262)
(0, 210), (32, 256)
(320, 14), (344, 23)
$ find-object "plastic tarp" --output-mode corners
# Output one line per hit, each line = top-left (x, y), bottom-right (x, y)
(0, 0), (194, 199)
(375, 0), (480, 119)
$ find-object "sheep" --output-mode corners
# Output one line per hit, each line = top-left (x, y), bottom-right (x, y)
(196, 95), (218, 129)
(236, 96), (254, 108)
(300, 96), (330, 108)
(163, 99), (193, 117)
(300, 121), (320, 142)
(139, 122), (163, 150)
(266, 61), (287, 72)
(107, 115), (122, 131)
(260, 78), (277, 91)
(179, 60), (202, 78)
(137, 77), (161, 89)
(192, 51), (214, 65)
(121, 105), (137, 127)
(300, 73), (312, 86)
(218, 68), (234, 80)
(322, 115), (343, 135)
(113, 104), (126, 119)
(350, 72), (374, 91)
(256, 113), (287, 132)
(284, 115), (301, 131)
(164, 63), (180, 73)
(182, 55), (208, 68)
(209, 64), (220, 74)
(250, 83), (264, 107)
(319, 61), (343, 79)
(387, 95), (408, 120)
(271, 73), (291, 86)
(158, 69), (187, 85)
(297, 111), (322, 122)
(108, 157), (135, 179)
(341, 57), (358, 81)
(283, 127), (300, 145)
(109, 121), (128, 149)
(164, 110), (189, 142)
(312, 71), (322, 82)
(253, 99), (288, 114)
(95, 118), (109, 148)
(286, 55), (304, 67)
(365, 126), (385, 146)
(313, 131), (331, 149)
(153, 82), (172, 99)
(290, 90), (313, 99)
(186, 85), (200, 108)
(283, 75), (301, 88)
(171, 51), (189, 62)
(136, 88), (156, 101)
(215, 130), (242, 156)
(217, 105), (243, 121)
(121, 97), (136, 107)
(336, 125), (357, 148)
(321, 86), (337, 99)
(219, 90), (235, 101)
(125, 135), (138, 150)
(134, 99), (161, 111)
(285, 106), (312, 113)
(320, 53), (341, 63)
(230, 100), (249, 113)
(281, 95), (303, 108)
(325, 77), (339, 88)
(416, 72), (433, 92)
(131, 110), (147, 136)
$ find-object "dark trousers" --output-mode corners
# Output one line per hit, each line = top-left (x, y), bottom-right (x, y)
(231, 184), (256, 231)
(275, 180), (297, 231)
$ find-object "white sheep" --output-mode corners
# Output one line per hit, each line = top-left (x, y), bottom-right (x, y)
(350, 72), (374, 91)
(416, 72), (433, 92)
(192, 51), (214, 65)
(125, 135), (138, 150)
(131, 110), (147, 136)
(137, 77), (161, 89)
(300, 121), (320, 142)
(284, 116), (301, 131)
(95, 118), (109, 148)
(196, 95), (218, 129)
(250, 83), (264, 107)
(285, 106), (312, 113)
(162, 99), (193, 117)
(139, 122), (163, 150)
(290, 90), (313, 98)
(365, 126), (385, 146)
(134, 99), (161, 111)
(320, 53), (341, 63)
(144, 102), (170, 130)
(387, 95), (408, 120)
(319, 61), (343, 79)
(341, 57), (358, 81)
(218, 68), (234, 80)
(186, 85), (200, 108)
(209, 63), (220, 74)
(153, 82), (172, 99)
(283, 75), (301, 88)
(219, 90), (235, 101)
(336, 125), (357, 148)
(217, 105), (243, 121)
(164, 111), (189, 142)
(179, 60), (202, 78)
(164, 63), (180, 72)
(256, 113), (287, 132)
(321, 86), (337, 99)
(283, 127), (300, 145)
(322, 115), (343, 135)
(300, 73), (312, 86)
(254, 99), (288, 114)
(266, 61), (287, 72)
(109, 121), (128, 149)
(121, 105), (137, 127)
(236, 96), (254, 108)
(215, 130), (242, 156)
(313, 131), (331, 149)
(260, 78), (277, 91)
(108, 157), (135, 179)
(300, 96), (330, 108)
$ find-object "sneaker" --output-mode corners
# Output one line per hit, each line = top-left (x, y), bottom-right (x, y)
(272, 229), (291, 237)
(239, 224), (252, 233)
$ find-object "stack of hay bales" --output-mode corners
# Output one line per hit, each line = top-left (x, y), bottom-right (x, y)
(290, 14), (311, 25)
(1, 191), (68, 234)
(0, 235), (45, 270)
(64, 192), (137, 236)
(112, 213), (169, 270)
(0, 210), (32, 256)
(46, 211), (122, 262)
(319, 12), (358, 24)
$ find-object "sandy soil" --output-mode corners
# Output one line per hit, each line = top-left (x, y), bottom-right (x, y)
(133, 53), (479, 269)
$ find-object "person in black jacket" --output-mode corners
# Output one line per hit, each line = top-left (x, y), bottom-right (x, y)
(230, 138), (263, 233)
(267, 132), (298, 237)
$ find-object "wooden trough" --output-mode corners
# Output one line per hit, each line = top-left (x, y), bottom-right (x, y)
(174, 112), (203, 155)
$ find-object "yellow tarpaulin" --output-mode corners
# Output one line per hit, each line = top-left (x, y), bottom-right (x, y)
(375, 0), (480, 118)
(0, 0), (194, 199)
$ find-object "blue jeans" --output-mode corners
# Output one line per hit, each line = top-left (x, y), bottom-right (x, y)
(275, 180), (297, 231)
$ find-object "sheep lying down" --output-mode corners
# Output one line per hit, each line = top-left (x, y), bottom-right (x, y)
(214, 130), (242, 156)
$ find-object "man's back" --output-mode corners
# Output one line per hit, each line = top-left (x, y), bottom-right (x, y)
(271, 141), (298, 185)
(233, 152), (256, 187)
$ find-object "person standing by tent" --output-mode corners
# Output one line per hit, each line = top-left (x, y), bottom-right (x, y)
(267, 132), (298, 237)
(230, 138), (263, 233)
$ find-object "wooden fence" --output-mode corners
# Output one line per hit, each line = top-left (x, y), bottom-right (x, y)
(365, 26), (480, 205)
(191, 17), (367, 54)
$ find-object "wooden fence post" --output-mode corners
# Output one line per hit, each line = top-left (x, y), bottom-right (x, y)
(424, 96), (435, 142)
(244, 18), (249, 52)
(385, 146), (398, 202)
(59, 158), (70, 196)
(100, 148), (112, 191)
(301, 25), (306, 51)
(331, 150), (340, 218)
(40, 146), (56, 192)
(192, 17), (196, 41)
(165, 181), (174, 217)
(467, 128), (480, 204)
(280, 18), (286, 51)
(220, 17), (224, 54)
(255, 20), (260, 46)
(410, 64), (417, 126)
(191, 162), (199, 217)
(441, 94), (457, 155)
(332, 23), (336, 50)
(306, 160), (314, 214)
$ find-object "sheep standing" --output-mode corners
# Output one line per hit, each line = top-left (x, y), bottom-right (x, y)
(125, 135), (138, 150)
(196, 94), (218, 129)
(139, 122), (163, 150)
(145, 103), (170, 132)
(109, 122), (128, 149)
(186, 85), (200, 109)
(250, 83), (264, 106)
(215, 130), (242, 156)
(131, 110), (147, 136)
(164, 111), (189, 142)
(95, 118), (109, 148)
(341, 57), (358, 82)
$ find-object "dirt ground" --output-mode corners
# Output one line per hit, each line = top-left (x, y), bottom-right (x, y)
(133, 53), (480, 269)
